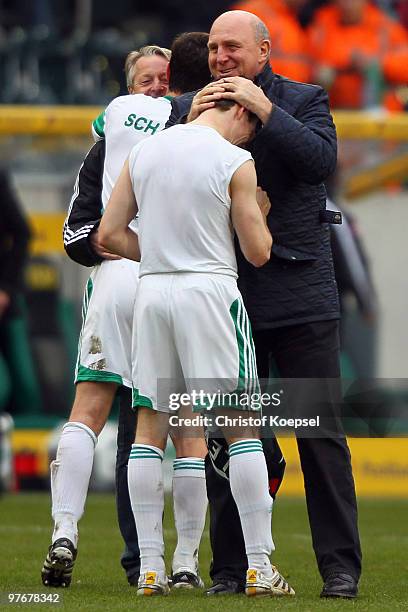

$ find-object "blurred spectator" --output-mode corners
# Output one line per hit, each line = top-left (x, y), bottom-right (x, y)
(329, 201), (378, 378)
(307, 0), (408, 110)
(0, 169), (41, 414)
(232, 0), (312, 82)
(398, 0), (408, 29)
(298, 0), (328, 26)
(0, 0), (56, 31)
(0, 169), (30, 331)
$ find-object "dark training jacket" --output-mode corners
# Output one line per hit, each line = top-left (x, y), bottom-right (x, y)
(63, 140), (105, 267)
(167, 64), (340, 329)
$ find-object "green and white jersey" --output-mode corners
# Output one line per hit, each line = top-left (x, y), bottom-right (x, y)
(92, 94), (172, 210)
(129, 124), (253, 279)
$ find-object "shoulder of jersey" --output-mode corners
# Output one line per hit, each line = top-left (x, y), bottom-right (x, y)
(106, 93), (171, 112)
(105, 93), (143, 113)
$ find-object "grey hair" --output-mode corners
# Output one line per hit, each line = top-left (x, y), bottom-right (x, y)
(253, 17), (270, 43)
(125, 45), (172, 88)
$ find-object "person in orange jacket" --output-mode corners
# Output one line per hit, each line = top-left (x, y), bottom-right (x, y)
(307, 0), (408, 110)
(232, 0), (311, 82)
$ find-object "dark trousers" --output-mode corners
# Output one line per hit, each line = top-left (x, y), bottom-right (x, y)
(207, 320), (362, 585)
(115, 387), (140, 582)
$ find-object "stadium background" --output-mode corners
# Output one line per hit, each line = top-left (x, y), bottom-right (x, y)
(0, 0), (407, 607)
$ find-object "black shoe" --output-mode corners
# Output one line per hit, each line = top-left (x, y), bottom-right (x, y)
(127, 572), (140, 587)
(41, 538), (77, 588)
(205, 579), (244, 596)
(172, 570), (204, 589)
(320, 573), (358, 599)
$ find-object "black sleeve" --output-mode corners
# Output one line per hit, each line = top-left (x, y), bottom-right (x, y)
(0, 169), (31, 297)
(63, 140), (106, 267)
(256, 86), (337, 184)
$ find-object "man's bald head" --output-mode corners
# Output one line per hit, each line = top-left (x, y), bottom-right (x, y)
(212, 11), (270, 43)
(208, 10), (270, 80)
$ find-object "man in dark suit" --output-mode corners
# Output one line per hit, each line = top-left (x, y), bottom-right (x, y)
(167, 10), (361, 599)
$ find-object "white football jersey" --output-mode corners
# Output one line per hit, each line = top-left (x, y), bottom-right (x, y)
(128, 124), (253, 278)
(92, 94), (172, 209)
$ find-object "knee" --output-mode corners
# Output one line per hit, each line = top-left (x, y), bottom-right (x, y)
(68, 409), (105, 436)
(59, 421), (98, 450)
(173, 434), (207, 459)
(70, 382), (117, 435)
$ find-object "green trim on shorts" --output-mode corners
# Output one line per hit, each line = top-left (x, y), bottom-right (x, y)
(74, 277), (94, 381)
(193, 298), (260, 413)
(132, 388), (154, 410)
(74, 278), (123, 386)
(230, 298), (246, 384)
(76, 364), (122, 385)
(229, 298), (260, 397)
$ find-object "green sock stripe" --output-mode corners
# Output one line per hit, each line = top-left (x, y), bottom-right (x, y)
(130, 449), (162, 456)
(130, 446), (163, 460)
(174, 462), (205, 468)
(229, 440), (262, 450)
(129, 454), (163, 460)
(174, 459), (205, 466)
(229, 447), (264, 457)
(174, 465), (205, 469)
(129, 450), (162, 455)
(229, 442), (262, 455)
(174, 465), (205, 470)
(129, 449), (162, 455)
(174, 462), (205, 466)
(129, 454), (162, 461)
(229, 444), (262, 453)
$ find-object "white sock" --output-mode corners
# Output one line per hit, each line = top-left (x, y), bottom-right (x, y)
(128, 444), (165, 576)
(172, 457), (207, 573)
(51, 421), (97, 547)
(229, 439), (274, 576)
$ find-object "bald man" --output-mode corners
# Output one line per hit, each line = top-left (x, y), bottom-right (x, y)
(168, 10), (361, 600)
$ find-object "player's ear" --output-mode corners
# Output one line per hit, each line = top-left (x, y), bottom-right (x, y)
(236, 105), (246, 120)
(166, 64), (171, 83)
(128, 85), (134, 94)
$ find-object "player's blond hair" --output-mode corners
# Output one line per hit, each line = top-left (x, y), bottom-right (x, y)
(125, 45), (172, 88)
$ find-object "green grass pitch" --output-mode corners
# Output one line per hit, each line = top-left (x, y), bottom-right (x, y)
(0, 493), (407, 611)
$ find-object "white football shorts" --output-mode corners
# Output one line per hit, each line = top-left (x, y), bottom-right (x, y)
(132, 273), (260, 412)
(75, 258), (139, 388)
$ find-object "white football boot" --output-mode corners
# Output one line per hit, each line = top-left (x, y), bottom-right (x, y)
(245, 566), (295, 597)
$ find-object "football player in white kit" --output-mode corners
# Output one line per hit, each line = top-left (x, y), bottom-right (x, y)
(42, 37), (211, 590)
(99, 98), (294, 597)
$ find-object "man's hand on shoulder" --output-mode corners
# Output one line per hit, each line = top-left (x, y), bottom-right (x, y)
(89, 229), (122, 260)
(220, 77), (273, 125)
